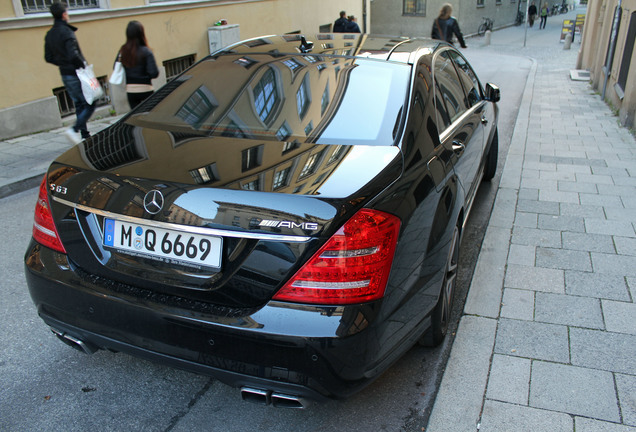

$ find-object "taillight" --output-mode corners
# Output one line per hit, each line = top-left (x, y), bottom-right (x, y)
(273, 209), (400, 305)
(32, 177), (66, 253)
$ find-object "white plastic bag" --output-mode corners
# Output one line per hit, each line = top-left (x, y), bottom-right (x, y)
(109, 61), (125, 86)
(76, 63), (104, 104)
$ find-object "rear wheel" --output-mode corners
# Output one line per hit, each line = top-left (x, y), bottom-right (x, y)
(420, 224), (460, 347)
(478, 23), (488, 36)
(482, 128), (498, 182)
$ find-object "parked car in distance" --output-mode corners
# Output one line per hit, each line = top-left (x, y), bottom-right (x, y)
(25, 34), (500, 408)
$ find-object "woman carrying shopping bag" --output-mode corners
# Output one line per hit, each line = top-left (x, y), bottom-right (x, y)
(118, 21), (159, 109)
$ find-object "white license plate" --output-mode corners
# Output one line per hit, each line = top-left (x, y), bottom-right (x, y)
(103, 218), (222, 269)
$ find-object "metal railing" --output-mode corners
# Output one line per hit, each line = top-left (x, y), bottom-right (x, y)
(22, 0), (98, 14)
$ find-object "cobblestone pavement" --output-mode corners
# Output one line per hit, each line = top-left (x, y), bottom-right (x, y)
(428, 7), (636, 432)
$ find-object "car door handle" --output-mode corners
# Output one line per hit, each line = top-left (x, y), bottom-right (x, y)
(481, 116), (488, 125)
(452, 141), (465, 154)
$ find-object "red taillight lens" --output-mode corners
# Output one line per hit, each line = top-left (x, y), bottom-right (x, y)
(273, 209), (401, 305)
(32, 177), (66, 253)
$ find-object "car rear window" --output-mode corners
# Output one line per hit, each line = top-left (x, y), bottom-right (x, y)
(127, 55), (411, 147)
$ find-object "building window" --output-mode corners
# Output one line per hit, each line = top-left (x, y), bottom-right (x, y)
(321, 83), (330, 115)
(304, 121), (314, 136)
(273, 167), (291, 189)
(403, 0), (426, 16)
(253, 68), (279, 124)
(327, 145), (346, 165)
(282, 140), (300, 154)
(242, 179), (261, 191)
(299, 149), (324, 179)
(477, 0), (485, 7)
(242, 145), (263, 172)
(22, 0), (98, 13)
(189, 163), (219, 185)
(296, 74), (311, 119)
(163, 54), (196, 81)
(283, 58), (304, 72)
(276, 122), (292, 141)
(617, 12), (635, 96)
(176, 86), (217, 129)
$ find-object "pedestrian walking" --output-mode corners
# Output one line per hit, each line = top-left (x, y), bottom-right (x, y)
(528, 1), (538, 27)
(44, 2), (95, 144)
(333, 11), (348, 33)
(431, 3), (467, 48)
(345, 15), (361, 33)
(118, 21), (159, 110)
(539, 2), (549, 29)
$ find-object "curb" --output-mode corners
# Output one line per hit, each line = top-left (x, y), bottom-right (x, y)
(426, 56), (539, 431)
(0, 174), (43, 200)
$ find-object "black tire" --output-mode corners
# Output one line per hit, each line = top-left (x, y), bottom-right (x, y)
(419, 224), (460, 347)
(478, 23), (488, 36)
(482, 128), (498, 182)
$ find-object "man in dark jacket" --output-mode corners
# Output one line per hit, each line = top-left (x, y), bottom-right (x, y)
(45, 2), (95, 144)
(431, 3), (467, 48)
(333, 11), (348, 33)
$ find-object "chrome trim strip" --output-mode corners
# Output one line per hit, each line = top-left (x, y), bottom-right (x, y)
(52, 196), (312, 243)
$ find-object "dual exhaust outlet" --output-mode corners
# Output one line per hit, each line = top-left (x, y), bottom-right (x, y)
(50, 328), (309, 409)
(240, 387), (309, 409)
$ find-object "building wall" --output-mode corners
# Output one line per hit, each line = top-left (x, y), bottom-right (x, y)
(0, 0), (367, 139)
(370, 0), (525, 38)
(578, 0), (636, 128)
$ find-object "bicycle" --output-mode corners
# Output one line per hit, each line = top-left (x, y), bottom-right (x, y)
(515, 11), (525, 26)
(478, 17), (494, 36)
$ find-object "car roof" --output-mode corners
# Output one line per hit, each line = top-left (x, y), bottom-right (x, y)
(221, 34), (442, 64)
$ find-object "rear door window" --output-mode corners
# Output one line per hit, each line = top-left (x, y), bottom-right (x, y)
(433, 51), (468, 131)
(448, 51), (483, 107)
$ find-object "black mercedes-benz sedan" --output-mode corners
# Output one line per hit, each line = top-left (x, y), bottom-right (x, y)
(25, 34), (499, 407)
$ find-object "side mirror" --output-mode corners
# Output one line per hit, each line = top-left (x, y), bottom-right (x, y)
(485, 83), (500, 102)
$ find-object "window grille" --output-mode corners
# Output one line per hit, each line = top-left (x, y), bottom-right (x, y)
(403, 0), (426, 16)
(163, 54), (196, 81)
(22, 0), (98, 14)
(53, 75), (109, 117)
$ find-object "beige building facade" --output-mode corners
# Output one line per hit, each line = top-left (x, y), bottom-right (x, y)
(371, 0), (527, 40)
(0, 0), (369, 140)
(578, 0), (636, 128)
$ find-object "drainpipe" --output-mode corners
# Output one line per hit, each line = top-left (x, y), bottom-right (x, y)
(602, 0), (622, 99)
(362, 0), (368, 33)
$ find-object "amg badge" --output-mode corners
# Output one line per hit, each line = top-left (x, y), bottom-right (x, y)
(259, 220), (319, 231)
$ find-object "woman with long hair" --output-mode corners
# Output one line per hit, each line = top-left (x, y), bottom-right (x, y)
(431, 3), (467, 48)
(119, 21), (159, 109)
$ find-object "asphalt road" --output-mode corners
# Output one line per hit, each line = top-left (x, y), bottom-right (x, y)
(0, 48), (531, 432)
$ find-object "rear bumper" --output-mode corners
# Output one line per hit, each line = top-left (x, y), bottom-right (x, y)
(24, 241), (400, 400)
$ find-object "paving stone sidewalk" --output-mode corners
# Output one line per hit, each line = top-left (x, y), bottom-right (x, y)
(427, 8), (636, 432)
(0, 115), (119, 199)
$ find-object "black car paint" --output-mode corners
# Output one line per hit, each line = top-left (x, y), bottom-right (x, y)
(25, 34), (498, 400)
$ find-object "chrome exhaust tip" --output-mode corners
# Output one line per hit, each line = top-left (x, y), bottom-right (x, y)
(241, 387), (271, 405)
(240, 387), (309, 409)
(50, 328), (98, 354)
(271, 392), (309, 409)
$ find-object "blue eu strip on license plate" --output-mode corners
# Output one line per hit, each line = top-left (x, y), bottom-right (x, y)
(103, 218), (222, 269)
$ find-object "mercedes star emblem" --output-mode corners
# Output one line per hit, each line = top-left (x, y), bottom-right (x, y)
(143, 190), (164, 215)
